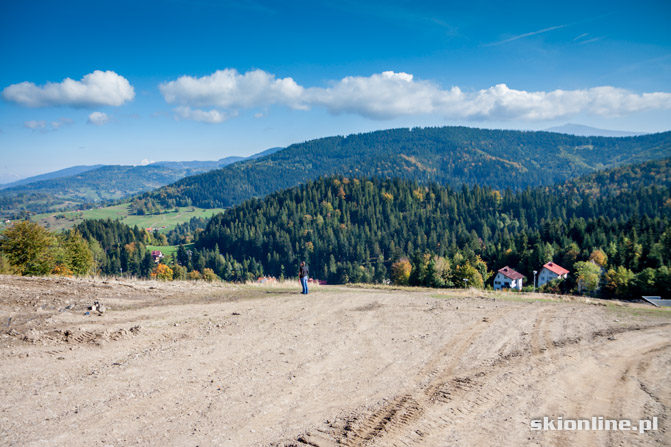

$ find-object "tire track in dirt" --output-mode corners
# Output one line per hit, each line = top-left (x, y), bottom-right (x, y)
(413, 307), (561, 447)
(389, 323), (670, 447)
(7, 325), (144, 346)
(280, 315), (670, 447)
(391, 311), (565, 446)
(633, 342), (671, 445)
(343, 309), (516, 447)
(552, 334), (671, 447)
(281, 308), (516, 447)
(530, 309), (546, 356)
(336, 307), (554, 447)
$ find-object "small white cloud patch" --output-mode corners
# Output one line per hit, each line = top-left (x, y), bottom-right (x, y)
(173, 106), (231, 123)
(51, 117), (74, 129)
(24, 118), (74, 132)
(3, 70), (135, 108)
(88, 111), (110, 125)
(24, 120), (46, 130)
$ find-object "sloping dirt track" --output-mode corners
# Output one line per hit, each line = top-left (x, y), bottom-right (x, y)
(0, 275), (669, 446)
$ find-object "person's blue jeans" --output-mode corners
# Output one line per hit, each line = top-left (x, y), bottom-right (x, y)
(301, 276), (309, 294)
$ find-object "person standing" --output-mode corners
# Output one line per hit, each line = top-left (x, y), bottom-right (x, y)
(299, 261), (309, 294)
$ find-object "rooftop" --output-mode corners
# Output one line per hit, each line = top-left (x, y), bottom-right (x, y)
(543, 262), (569, 276)
(498, 266), (525, 280)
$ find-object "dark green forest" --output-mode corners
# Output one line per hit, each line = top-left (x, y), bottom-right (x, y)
(558, 157), (671, 196)
(73, 219), (156, 277)
(178, 174), (669, 297)
(132, 126), (671, 212)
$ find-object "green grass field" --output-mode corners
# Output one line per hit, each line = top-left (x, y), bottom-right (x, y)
(32, 205), (226, 233)
(146, 243), (194, 259)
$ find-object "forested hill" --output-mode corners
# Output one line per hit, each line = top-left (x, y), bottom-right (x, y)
(132, 126), (671, 211)
(188, 176), (670, 296)
(558, 157), (671, 196)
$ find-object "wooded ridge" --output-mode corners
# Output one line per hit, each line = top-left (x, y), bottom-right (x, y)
(131, 126), (671, 212)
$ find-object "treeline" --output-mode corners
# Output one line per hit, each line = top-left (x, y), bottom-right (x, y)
(131, 126), (671, 211)
(0, 218), (183, 279)
(186, 176), (670, 296)
(558, 158), (671, 197)
(72, 219), (156, 277)
(166, 216), (210, 245)
(0, 221), (94, 276)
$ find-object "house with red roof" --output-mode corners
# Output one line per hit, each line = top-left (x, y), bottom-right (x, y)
(494, 266), (525, 291)
(151, 250), (164, 263)
(538, 262), (569, 287)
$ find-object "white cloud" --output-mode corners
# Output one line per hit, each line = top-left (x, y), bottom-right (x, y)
(457, 85), (671, 120)
(24, 120), (46, 130)
(173, 106), (232, 124)
(306, 71), (454, 119)
(24, 117), (74, 132)
(51, 117), (74, 129)
(160, 69), (305, 109)
(3, 70), (135, 108)
(159, 69), (671, 122)
(138, 158), (155, 166)
(88, 111), (110, 125)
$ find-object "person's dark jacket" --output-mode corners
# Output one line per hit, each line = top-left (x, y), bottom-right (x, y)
(299, 265), (309, 278)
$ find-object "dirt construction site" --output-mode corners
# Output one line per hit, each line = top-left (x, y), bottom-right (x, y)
(0, 275), (669, 447)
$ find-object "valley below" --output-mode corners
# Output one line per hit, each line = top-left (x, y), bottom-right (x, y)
(0, 275), (669, 446)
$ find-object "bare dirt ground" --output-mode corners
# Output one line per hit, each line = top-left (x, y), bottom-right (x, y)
(0, 275), (669, 447)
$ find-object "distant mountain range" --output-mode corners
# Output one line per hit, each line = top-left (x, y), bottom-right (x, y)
(0, 165), (105, 190)
(0, 147), (283, 216)
(544, 123), (646, 137)
(1, 147), (283, 190)
(132, 126), (671, 211)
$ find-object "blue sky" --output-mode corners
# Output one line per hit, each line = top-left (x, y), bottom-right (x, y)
(1, 0), (670, 182)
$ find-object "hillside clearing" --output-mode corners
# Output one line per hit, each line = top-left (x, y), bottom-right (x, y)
(0, 276), (669, 446)
(30, 205), (226, 233)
